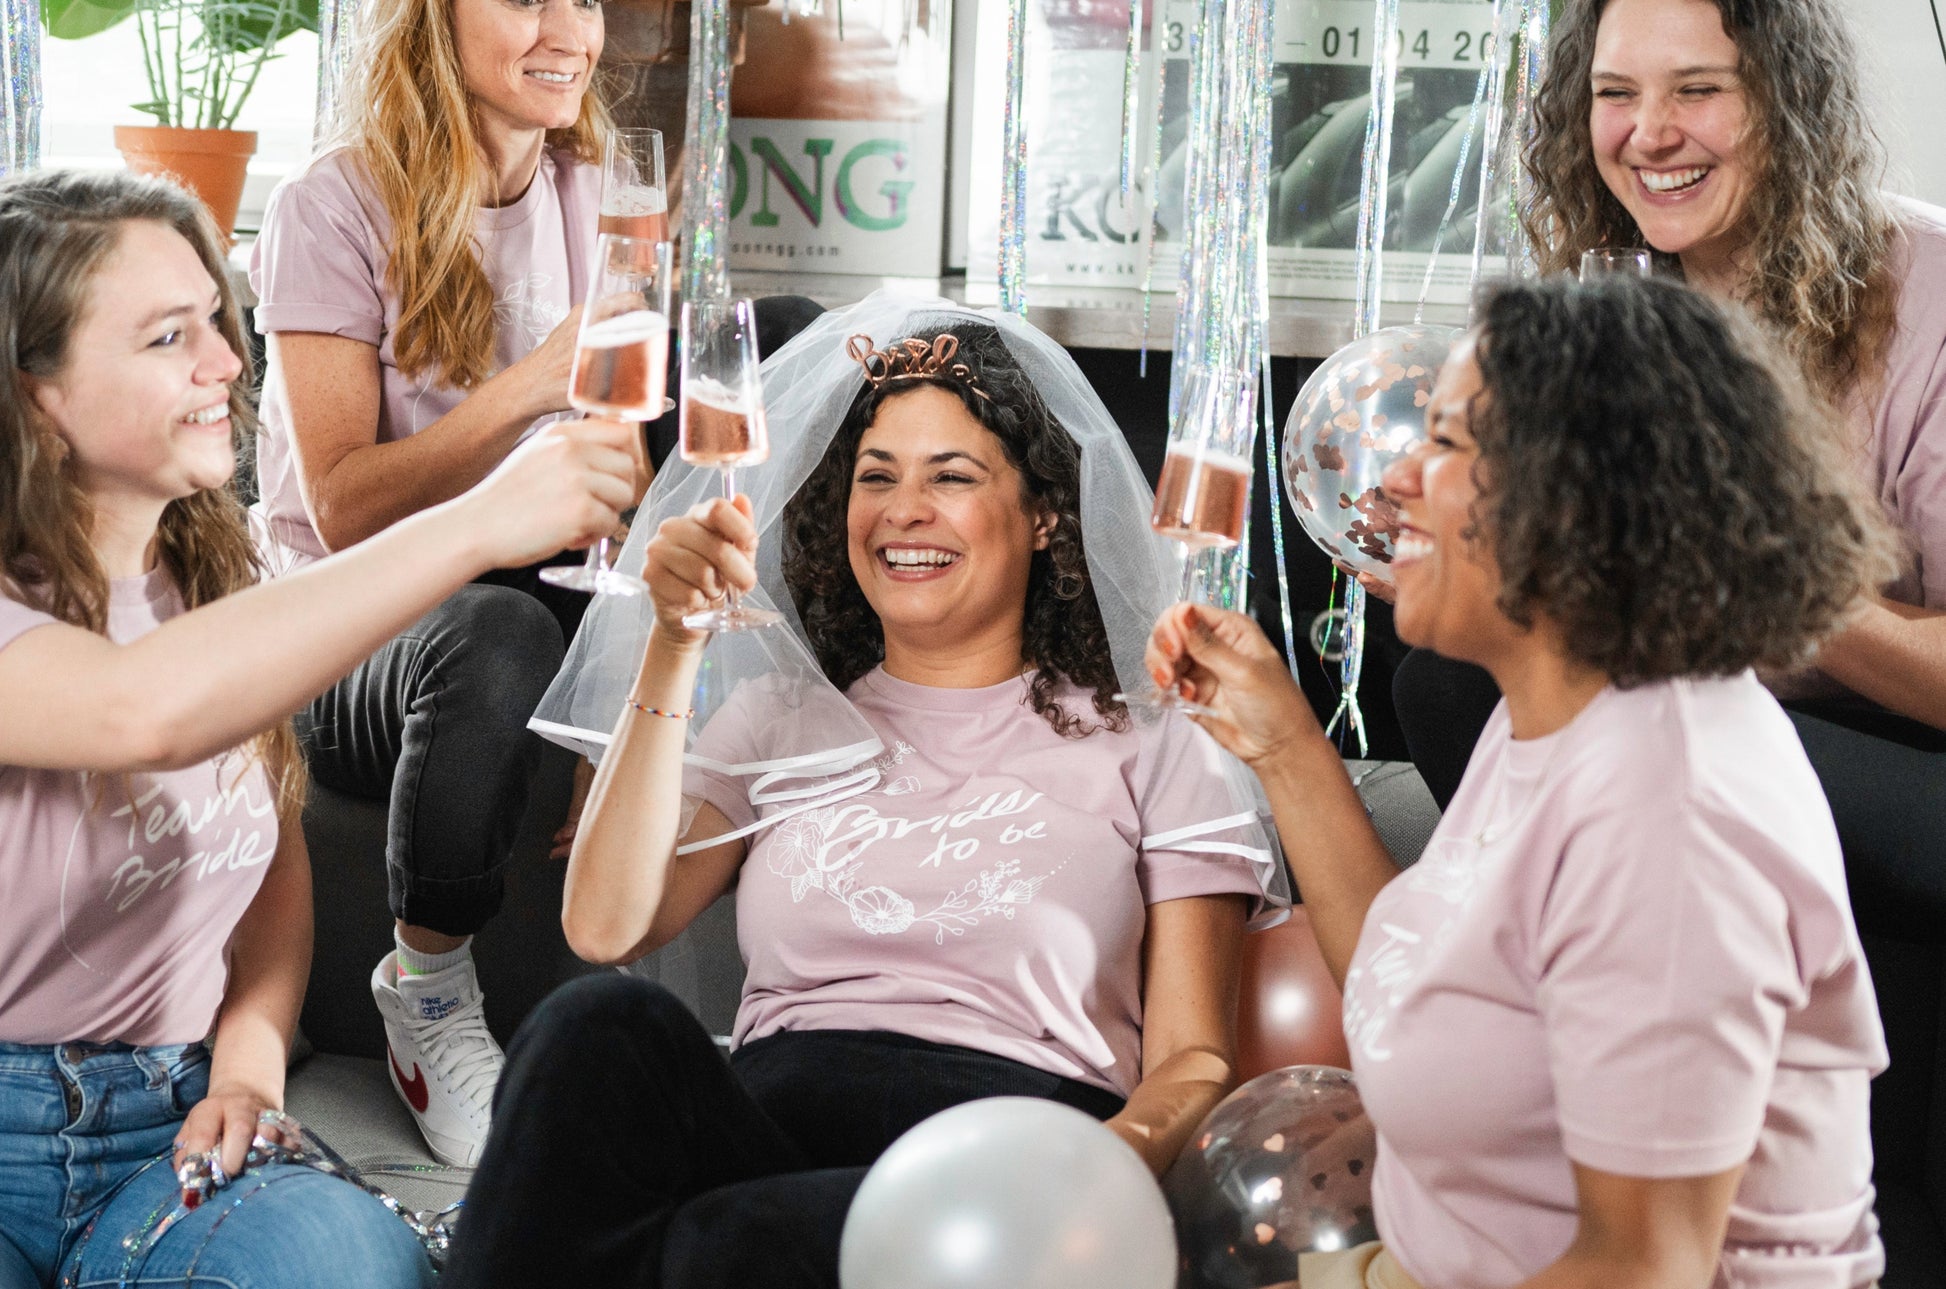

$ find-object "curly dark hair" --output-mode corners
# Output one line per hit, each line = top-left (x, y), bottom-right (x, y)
(1524, 0), (1897, 405)
(782, 322), (1125, 738)
(1467, 277), (1897, 685)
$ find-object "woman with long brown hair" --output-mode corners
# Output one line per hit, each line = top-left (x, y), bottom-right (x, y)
(249, 0), (620, 1165)
(0, 168), (631, 1288)
(1384, 0), (1946, 953)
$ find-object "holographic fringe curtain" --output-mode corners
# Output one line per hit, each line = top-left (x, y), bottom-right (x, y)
(1168, 0), (1274, 611)
(1, 0), (41, 176)
(1328, 0), (1405, 752)
(682, 0), (734, 305)
(997, 0), (1030, 315)
(314, 0), (357, 144)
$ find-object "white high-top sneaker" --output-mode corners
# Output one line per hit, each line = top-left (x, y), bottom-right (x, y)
(371, 951), (504, 1167)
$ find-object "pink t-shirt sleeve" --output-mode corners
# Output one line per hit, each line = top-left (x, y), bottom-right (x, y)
(1535, 798), (1800, 1178)
(1132, 713), (1270, 906)
(250, 166), (387, 344)
(682, 681), (767, 834)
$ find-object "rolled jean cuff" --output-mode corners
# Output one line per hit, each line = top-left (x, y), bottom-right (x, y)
(388, 862), (507, 937)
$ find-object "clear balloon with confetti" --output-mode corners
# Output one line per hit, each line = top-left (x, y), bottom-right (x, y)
(1164, 1066), (1379, 1289)
(1281, 324), (1459, 580)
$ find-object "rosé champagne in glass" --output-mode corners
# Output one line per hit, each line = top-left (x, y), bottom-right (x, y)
(599, 187), (670, 245)
(571, 310), (669, 419)
(679, 298), (781, 631)
(1152, 445), (1250, 550)
(541, 232), (673, 599)
(600, 128), (668, 243)
(680, 376), (768, 468)
(1116, 366), (1259, 717)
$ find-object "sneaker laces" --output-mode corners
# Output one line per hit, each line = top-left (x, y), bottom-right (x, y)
(410, 991), (502, 1121)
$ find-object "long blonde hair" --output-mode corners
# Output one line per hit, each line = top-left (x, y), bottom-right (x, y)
(0, 169), (305, 824)
(338, 0), (613, 390)
(1525, 0), (1899, 407)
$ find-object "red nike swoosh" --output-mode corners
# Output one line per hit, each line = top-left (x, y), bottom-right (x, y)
(389, 1047), (430, 1114)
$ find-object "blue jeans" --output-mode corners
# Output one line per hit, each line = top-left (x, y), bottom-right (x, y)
(0, 1040), (432, 1289)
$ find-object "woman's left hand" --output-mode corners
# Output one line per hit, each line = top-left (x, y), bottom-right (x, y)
(175, 1082), (292, 1182)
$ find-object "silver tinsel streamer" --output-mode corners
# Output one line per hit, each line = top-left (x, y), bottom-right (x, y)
(1472, 0), (1548, 286)
(311, 0), (361, 144)
(1, 0), (42, 176)
(682, 0), (734, 305)
(1167, 0), (1274, 611)
(1414, 0), (1500, 320)
(1119, 0), (1141, 194)
(1329, 0), (1405, 754)
(313, 0), (357, 144)
(997, 0), (1029, 315)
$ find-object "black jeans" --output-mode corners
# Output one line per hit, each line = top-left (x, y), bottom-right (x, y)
(444, 975), (1126, 1289)
(1391, 648), (1946, 942)
(295, 580), (567, 936)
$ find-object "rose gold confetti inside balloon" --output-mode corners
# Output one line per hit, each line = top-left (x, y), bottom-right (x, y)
(1282, 326), (1461, 577)
(1164, 1066), (1379, 1288)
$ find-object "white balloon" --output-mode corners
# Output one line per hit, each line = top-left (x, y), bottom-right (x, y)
(840, 1097), (1177, 1289)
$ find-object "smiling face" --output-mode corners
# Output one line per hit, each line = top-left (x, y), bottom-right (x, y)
(1589, 0), (1754, 271)
(452, 0), (604, 141)
(846, 384), (1054, 662)
(1381, 338), (1521, 665)
(29, 220), (242, 516)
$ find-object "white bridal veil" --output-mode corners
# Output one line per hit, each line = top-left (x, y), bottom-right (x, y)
(530, 290), (1291, 916)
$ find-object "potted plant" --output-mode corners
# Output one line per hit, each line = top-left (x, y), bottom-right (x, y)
(42, 0), (318, 235)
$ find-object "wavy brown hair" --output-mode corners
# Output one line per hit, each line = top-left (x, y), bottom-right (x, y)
(0, 169), (305, 823)
(1465, 277), (1897, 685)
(1525, 0), (1898, 405)
(336, 0), (613, 389)
(783, 324), (1124, 737)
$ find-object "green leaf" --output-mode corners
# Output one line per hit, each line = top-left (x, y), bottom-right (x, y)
(40, 0), (142, 40)
(201, 0), (317, 54)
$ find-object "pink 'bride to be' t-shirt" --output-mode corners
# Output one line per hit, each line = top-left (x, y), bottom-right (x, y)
(685, 667), (1269, 1098)
(1344, 674), (1885, 1289)
(0, 571), (279, 1046)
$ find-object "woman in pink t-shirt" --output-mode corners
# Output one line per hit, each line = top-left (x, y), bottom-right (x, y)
(1386, 0), (1946, 948)
(0, 168), (634, 1288)
(444, 307), (1280, 1288)
(1153, 277), (1896, 1288)
(250, 0), (628, 1166)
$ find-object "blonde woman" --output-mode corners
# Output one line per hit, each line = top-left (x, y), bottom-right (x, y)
(0, 168), (631, 1289)
(250, 0), (617, 1164)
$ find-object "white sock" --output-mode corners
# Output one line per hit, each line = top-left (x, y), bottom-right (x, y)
(395, 931), (471, 978)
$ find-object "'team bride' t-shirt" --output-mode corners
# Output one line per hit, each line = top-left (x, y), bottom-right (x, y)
(0, 570), (278, 1046)
(686, 666), (1266, 1097)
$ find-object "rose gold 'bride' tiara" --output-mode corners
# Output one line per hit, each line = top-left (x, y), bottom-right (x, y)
(845, 332), (993, 402)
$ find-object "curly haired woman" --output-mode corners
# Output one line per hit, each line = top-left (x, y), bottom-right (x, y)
(1156, 276), (1895, 1289)
(442, 302), (1283, 1289)
(1386, 0), (1946, 949)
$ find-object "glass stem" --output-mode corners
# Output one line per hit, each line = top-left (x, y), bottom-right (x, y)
(585, 536), (610, 578)
(721, 466), (741, 612)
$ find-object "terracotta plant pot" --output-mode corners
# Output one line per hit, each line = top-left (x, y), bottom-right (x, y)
(113, 125), (258, 238)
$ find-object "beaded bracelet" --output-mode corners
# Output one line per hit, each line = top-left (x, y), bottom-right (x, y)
(626, 699), (694, 720)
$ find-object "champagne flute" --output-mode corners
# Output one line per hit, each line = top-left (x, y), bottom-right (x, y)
(539, 233), (673, 597)
(1579, 247), (1654, 281)
(600, 127), (669, 246)
(679, 297), (782, 632)
(1117, 366), (1257, 716)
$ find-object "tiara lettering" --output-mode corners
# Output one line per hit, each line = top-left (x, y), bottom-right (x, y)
(846, 332), (992, 402)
